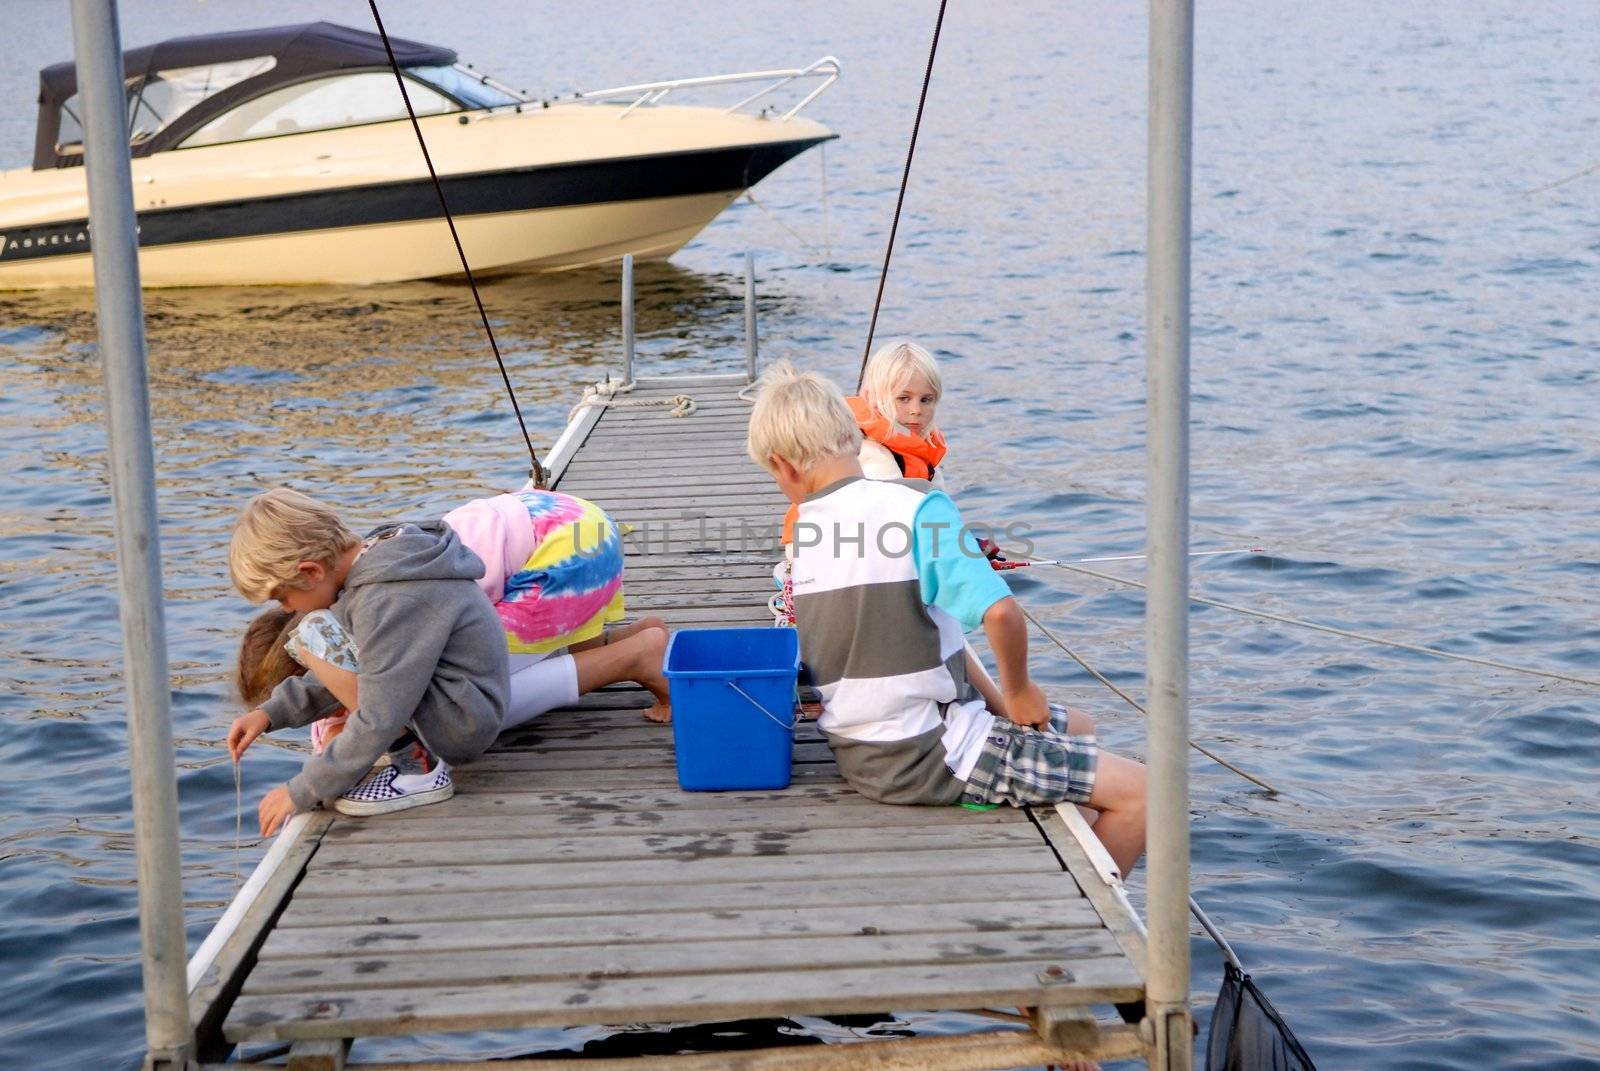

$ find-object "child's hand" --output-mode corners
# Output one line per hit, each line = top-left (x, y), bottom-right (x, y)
(1001, 681), (1050, 729)
(228, 708), (271, 762)
(258, 783), (301, 837)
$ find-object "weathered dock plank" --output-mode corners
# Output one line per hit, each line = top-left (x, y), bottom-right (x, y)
(244, 929), (1131, 995)
(267, 871), (1097, 931)
(206, 372), (1147, 1066)
(309, 823), (1048, 869)
(258, 899), (1109, 958)
(293, 844), (1063, 898)
(229, 957), (1144, 1043)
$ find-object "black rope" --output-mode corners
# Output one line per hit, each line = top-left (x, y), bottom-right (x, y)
(857, 0), (949, 392)
(366, 0), (546, 487)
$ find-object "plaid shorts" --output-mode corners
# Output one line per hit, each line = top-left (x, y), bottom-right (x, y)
(961, 703), (1098, 806)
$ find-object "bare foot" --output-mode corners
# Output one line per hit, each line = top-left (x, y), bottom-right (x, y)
(571, 623), (674, 722)
(633, 625), (673, 722)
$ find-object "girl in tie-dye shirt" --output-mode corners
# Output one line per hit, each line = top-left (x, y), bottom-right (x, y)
(236, 488), (671, 749)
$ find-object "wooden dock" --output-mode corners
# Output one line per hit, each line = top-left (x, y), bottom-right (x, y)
(187, 372), (1152, 1070)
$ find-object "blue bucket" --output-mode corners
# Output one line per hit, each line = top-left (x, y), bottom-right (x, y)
(664, 627), (800, 791)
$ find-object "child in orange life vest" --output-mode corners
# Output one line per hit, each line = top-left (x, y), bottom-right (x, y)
(772, 342), (994, 626)
(851, 339), (949, 484)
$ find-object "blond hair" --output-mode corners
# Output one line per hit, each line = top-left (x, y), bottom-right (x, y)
(746, 361), (861, 474)
(229, 487), (360, 603)
(860, 340), (942, 430)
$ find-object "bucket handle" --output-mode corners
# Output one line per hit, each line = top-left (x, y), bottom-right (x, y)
(725, 680), (798, 732)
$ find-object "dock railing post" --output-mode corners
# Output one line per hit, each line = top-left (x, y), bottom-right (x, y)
(69, 0), (193, 1066)
(1145, 0), (1195, 1068)
(621, 253), (636, 384)
(743, 251), (758, 381)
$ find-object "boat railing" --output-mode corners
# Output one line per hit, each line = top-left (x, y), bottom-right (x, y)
(565, 56), (841, 120)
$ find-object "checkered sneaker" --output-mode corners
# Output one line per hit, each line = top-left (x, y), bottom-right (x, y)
(962, 703), (1098, 806)
(333, 758), (454, 816)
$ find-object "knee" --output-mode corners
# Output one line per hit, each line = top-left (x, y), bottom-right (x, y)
(640, 624), (668, 665)
(1066, 707), (1096, 735)
(1124, 757), (1148, 814)
(1099, 751), (1147, 812)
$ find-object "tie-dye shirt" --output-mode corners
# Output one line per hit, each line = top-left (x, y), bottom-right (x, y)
(443, 489), (625, 655)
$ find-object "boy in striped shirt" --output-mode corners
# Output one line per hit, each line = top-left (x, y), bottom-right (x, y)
(746, 363), (1147, 876)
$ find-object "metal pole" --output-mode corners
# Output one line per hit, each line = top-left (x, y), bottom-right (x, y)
(1145, 0), (1195, 1067)
(743, 251), (758, 381)
(68, 0), (192, 1065)
(621, 253), (635, 383)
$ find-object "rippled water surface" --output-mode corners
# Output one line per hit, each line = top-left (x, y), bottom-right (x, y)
(3, 1), (1599, 1068)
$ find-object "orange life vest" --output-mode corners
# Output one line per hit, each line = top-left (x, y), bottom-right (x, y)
(779, 397), (948, 545)
(846, 395), (947, 480)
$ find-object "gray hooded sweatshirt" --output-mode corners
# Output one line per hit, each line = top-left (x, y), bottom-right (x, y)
(261, 521), (510, 810)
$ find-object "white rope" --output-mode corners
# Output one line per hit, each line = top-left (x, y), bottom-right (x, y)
(568, 379), (696, 422)
(1029, 558), (1600, 689)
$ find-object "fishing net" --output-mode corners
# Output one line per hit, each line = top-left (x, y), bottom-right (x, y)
(1205, 963), (1317, 1071)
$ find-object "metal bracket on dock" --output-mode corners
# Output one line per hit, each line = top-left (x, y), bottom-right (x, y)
(744, 251), (758, 382)
(617, 251), (760, 386)
(621, 254), (636, 385)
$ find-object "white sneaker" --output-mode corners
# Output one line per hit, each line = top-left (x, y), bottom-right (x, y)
(334, 750), (453, 816)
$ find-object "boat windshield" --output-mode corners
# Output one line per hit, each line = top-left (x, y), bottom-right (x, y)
(54, 56), (277, 155)
(178, 71), (457, 148)
(409, 64), (525, 108)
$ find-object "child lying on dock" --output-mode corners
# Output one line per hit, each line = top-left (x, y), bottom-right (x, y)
(226, 487), (670, 836)
(746, 363), (1147, 876)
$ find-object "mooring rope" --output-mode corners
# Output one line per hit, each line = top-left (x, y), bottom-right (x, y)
(1026, 557), (1600, 688)
(743, 189), (826, 257)
(857, 0), (950, 391)
(367, 0), (546, 487)
(568, 379), (696, 423)
(1017, 603), (1282, 794)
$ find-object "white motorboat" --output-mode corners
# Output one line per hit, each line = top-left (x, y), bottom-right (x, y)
(0, 21), (838, 289)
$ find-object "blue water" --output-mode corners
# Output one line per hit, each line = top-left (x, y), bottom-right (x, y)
(2, 1), (1598, 1068)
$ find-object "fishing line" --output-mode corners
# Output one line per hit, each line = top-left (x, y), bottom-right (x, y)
(857, 0), (949, 390)
(1525, 159), (1600, 196)
(366, 0), (546, 487)
(992, 546), (1260, 571)
(1017, 602), (1282, 794)
(232, 758), (243, 892)
(1026, 557), (1600, 688)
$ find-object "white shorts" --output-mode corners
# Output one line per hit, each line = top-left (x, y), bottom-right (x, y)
(504, 651), (579, 729)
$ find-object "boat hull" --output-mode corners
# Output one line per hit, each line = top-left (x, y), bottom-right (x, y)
(0, 108), (832, 289)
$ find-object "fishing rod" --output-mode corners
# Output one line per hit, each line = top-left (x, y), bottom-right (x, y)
(992, 546), (1262, 571)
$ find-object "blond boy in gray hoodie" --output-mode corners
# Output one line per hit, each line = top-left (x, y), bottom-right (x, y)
(226, 488), (508, 835)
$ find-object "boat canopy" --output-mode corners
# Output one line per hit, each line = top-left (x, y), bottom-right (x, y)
(33, 22), (459, 170)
